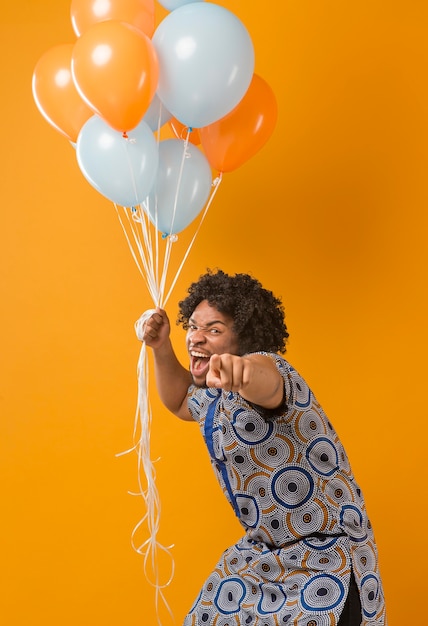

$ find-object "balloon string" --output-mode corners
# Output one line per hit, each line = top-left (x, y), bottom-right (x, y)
(115, 205), (160, 303)
(154, 100), (165, 138)
(165, 129), (190, 238)
(114, 121), (221, 623)
(118, 327), (175, 626)
(121, 128), (163, 304)
(133, 207), (160, 303)
(123, 131), (142, 210)
(115, 210), (174, 624)
(163, 172), (223, 307)
(116, 168), (223, 308)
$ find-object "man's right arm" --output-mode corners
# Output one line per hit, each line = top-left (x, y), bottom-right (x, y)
(141, 308), (193, 421)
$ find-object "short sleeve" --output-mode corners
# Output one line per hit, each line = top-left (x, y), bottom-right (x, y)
(251, 352), (296, 415)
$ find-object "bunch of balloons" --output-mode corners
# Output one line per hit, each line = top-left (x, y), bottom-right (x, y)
(32, 0), (278, 236)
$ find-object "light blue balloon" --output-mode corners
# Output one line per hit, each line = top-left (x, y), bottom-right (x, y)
(76, 116), (159, 207)
(143, 94), (172, 132)
(145, 139), (212, 235)
(152, 2), (255, 128)
(158, 0), (201, 11)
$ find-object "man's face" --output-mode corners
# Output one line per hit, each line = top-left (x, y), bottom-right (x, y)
(186, 299), (240, 387)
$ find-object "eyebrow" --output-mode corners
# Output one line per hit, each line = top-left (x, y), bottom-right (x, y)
(189, 317), (228, 327)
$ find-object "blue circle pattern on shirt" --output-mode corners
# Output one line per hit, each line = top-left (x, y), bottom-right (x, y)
(361, 573), (381, 620)
(306, 436), (340, 476)
(231, 407), (274, 444)
(271, 465), (315, 509)
(235, 493), (260, 528)
(301, 573), (346, 611)
(257, 583), (287, 614)
(214, 578), (247, 614)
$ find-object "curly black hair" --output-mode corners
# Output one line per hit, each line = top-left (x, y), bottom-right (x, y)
(177, 269), (289, 354)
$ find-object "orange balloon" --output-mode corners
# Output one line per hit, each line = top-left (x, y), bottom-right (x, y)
(200, 74), (278, 172)
(70, 0), (156, 38)
(169, 117), (201, 145)
(32, 44), (94, 142)
(71, 20), (159, 133)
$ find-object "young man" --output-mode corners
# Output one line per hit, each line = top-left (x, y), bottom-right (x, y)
(141, 270), (387, 626)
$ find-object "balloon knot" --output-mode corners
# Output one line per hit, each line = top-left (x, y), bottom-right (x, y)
(123, 131), (128, 139)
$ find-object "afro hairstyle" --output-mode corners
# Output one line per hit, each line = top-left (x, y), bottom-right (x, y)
(177, 269), (289, 355)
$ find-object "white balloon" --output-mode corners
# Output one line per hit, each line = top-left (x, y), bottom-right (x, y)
(152, 2), (254, 128)
(145, 139), (212, 234)
(76, 116), (159, 207)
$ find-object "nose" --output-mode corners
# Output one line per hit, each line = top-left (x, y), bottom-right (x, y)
(189, 327), (206, 344)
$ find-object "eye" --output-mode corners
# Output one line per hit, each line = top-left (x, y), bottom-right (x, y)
(188, 324), (198, 331)
(210, 328), (221, 334)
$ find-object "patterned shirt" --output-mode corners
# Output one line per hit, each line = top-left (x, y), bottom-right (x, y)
(184, 353), (387, 626)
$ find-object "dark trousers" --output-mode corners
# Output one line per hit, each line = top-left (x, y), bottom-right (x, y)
(337, 572), (362, 626)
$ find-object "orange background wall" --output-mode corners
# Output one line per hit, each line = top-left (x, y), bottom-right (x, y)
(1, 1), (427, 624)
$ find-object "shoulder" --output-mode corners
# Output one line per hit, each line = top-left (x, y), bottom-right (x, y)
(249, 352), (315, 409)
(248, 351), (293, 374)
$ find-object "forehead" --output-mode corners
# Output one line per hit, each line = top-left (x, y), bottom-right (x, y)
(190, 300), (233, 325)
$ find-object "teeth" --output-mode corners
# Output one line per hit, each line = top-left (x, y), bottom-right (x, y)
(191, 351), (208, 358)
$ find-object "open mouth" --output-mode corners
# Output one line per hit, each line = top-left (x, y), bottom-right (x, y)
(190, 351), (210, 379)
